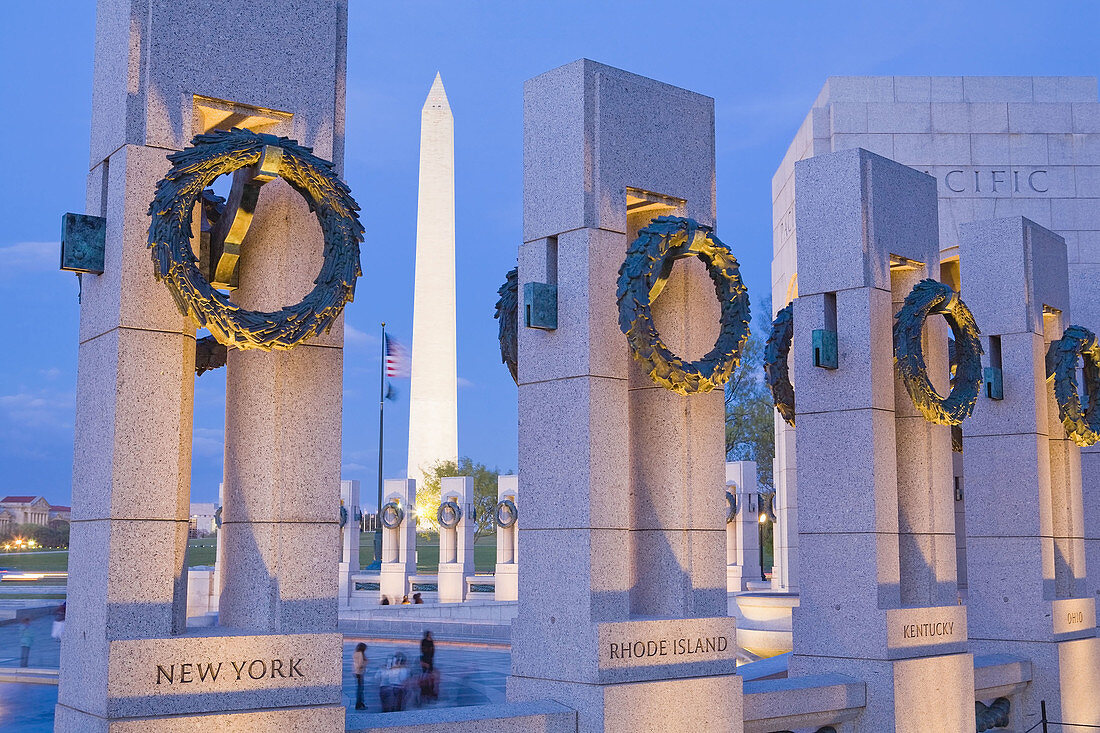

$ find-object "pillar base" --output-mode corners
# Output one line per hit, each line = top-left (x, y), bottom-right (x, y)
(56, 631), (341, 728)
(790, 652), (975, 732)
(509, 673), (742, 733)
(55, 703), (344, 733)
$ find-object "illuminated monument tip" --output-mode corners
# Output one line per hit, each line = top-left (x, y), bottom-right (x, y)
(424, 72), (450, 111)
(407, 72), (458, 489)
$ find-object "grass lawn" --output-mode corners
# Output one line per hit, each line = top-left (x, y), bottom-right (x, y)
(0, 551), (69, 573)
(358, 531), (497, 574)
(186, 538), (217, 567)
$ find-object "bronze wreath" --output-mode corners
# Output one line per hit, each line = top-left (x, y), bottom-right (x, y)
(1045, 325), (1100, 447)
(494, 266), (518, 383)
(148, 128), (363, 350)
(437, 500), (462, 529)
(339, 505), (348, 528)
(725, 490), (738, 524)
(893, 279), (983, 425)
(380, 501), (404, 529)
(764, 302), (796, 426)
(495, 498), (518, 528)
(615, 216), (751, 395)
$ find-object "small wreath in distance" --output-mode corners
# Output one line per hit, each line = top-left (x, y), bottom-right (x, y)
(725, 490), (738, 524)
(764, 302), (796, 427)
(147, 128), (364, 351)
(380, 501), (405, 529)
(893, 279), (983, 425)
(339, 505), (348, 528)
(616, 216), (751, 395)
(1046, 325), (1100, 447)
(495, 267), (519, 384)
(495, 499), (518, 528)
(437, 500), (463, 529)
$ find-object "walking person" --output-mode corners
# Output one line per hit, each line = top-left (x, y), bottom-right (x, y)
(51, 602), (66, 641)
(18, 618), (33, 668)
(419, 630), (438, 701)
(420, 630), (435, 672)
(352, 642), (367, 710)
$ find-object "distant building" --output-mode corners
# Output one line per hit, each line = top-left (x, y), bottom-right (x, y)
(189, 503), (218, 537)
(0, 496), (67, 530)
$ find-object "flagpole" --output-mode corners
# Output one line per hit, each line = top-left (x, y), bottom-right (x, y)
(375, 321), (385, 564)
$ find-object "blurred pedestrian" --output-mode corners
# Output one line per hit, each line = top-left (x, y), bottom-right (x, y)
(401, 595), (410, 605)
(18, 618), (33, 667)
(420, 630), (435, 672)
(51, 602), (66, 640)
(379, 654), (410, 711)
(413, 592), (423, 604)
(380, 596), (390, 605)
(352, 642), (367, 710)
(419, 631), (438, 701)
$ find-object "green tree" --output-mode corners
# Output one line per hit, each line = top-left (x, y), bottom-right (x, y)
(416, 457), (502, 540)
(725, 296), (776, 492)
(0, 522), (69, 549)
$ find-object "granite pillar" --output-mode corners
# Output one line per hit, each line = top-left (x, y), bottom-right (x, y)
(726, 461), (762, 592)
(437, 476), (474, 603)
(339, 479), (361, 607)
(380, 478), (417, 604)
(507, 59), (742, 733)
(788, 148), (975, 732)
(494, 474), (519, 602)
(58, 1), (348, 730)
(960, 216), (1100, 728)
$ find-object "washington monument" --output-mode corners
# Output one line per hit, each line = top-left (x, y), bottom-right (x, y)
(407, 73), (458, 488)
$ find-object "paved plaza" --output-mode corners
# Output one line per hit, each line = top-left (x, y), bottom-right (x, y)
(0, 636), (509, 732)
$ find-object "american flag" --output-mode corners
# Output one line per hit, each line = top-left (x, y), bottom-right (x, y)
(385, 334), (411, 378)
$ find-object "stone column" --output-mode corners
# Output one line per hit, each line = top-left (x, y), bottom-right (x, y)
(788, 148), (975, 732)
(58, 2), (348, 730)
(495, 474), (519, 602)
(726, 461), (762, 593)
(211, 482), (223, 613)
(960, 216), (1100, 728)
(339, 479), (361, 607)
(437, 476), (474, 603)
(380, 478), (416, 604)
(508, 60), (742, 733)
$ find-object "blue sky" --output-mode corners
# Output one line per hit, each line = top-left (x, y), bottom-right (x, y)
(0, 1), (1097, 508)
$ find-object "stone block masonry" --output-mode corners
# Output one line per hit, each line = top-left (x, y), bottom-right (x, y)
(59, 1), (349, 730)
(508, 58), (742, 733)
(788, 148), (975, 732)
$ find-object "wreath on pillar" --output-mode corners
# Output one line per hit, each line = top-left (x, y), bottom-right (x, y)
(893, 279), (983, 425)
(380, 501), (404, 529)
(147, 128), (364, 351)
(615, 216), (751, 395)
(725, 490), (738, 524)
(339, 505), (348, 528)
(437, 500), (462, 529)
(764, 302), (796, 426)
(495, 498), (518, 528)
(1046, 325), (1100, 447)
(494, 266), (519, 383)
